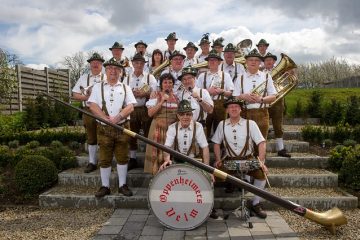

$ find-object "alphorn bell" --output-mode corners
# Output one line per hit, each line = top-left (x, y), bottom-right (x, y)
(43, 93), (347, 234)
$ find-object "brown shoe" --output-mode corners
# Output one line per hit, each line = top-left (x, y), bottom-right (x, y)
(278, 149), (291, 158)
(249, 203), (267, 219)
(119, 184), (133, 197)
(95, 186), (110, 198)
(84, 163), (97, 173)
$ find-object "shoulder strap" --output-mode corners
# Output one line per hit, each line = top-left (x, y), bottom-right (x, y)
(232, 63), (238, 82)
(122, 83), (127, 109)
(259, 73), (268, 108)
(238, 119), (251, 157)
(197, 89), (204, 122)
(101, 82), (109, 116)
(222, 121), (237, 157)
(87, 74), (90, 87)
(203, 72), (208, 89)
(187, 121), (197, 156)
(174, 122), (179, 152)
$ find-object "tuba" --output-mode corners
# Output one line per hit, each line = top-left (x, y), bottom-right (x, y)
(252, 53), (298, 107)
(151, 59), (170, 79)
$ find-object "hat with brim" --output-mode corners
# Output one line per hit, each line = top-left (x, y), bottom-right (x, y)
(165, 32), (178, 41)
(223, 96), (244, 108)
(109, 42), (124, 50)
(103, 58), (124, 69)
(183, 42), (198, 51)
(199, 33), (210, 46)
(177, 100), (195, 113)
(87, 52), (105, 63)
(223, 43), (237, 53)
(178, 66), (198, 80)
(263, 52), (277, 61)
(211, 37), (225, 48)
(169, 50), (186, 60)
(131, 53), (147, 62)
(134, 40), (148, 48)
(245, 49), (263, 60)
(205, 49), (223, 61)
(256, 39), (269, 47)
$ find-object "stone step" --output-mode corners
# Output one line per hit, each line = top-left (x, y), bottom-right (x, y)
(77, 153), (327, 169)
(39, 186), (357, 210)
(267, 130), (301, 140)
(58, 168), (338, 188)
(282, 118), (320, 125)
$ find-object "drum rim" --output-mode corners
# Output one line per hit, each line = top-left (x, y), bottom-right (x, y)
(148, 163), (214, 230)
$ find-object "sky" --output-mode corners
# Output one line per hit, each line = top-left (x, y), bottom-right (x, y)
(0, 0), (359, 69)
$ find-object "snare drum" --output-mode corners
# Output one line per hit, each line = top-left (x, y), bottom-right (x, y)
(148, 164), (214, 230)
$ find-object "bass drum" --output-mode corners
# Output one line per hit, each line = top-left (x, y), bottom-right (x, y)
(148, 164), (214, 230)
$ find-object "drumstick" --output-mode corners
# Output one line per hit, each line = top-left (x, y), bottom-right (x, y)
(257, 157), (271, 188)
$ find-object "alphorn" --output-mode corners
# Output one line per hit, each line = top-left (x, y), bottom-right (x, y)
(43, 92), (347, 234)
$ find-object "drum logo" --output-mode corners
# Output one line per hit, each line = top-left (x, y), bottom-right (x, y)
(177, 169), (187, 175)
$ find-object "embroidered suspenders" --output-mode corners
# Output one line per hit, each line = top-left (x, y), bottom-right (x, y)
(174, 121), (197, 157)
(101, 82), (127, 116)
(222, 119), (252, 158)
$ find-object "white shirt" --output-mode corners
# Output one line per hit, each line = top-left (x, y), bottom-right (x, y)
(196, 54), (208, 63)
(164, 49), (175, 60)
(123, 72), (158, 107)
(72, 73), (106, 106)
(176, 86), (213, 121)
(161, 67), (183, 92)
(183, 57), (198, 67)
(165, 120), (208, 158)
(196, 70), (234, 100)
(88, 81), (137, 124)
(220, 62), (245, 81)
(211, 118), (265, 157)
(233, 70), (277, 109)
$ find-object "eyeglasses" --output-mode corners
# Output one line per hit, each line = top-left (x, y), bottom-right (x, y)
(178, 112), (192, 117)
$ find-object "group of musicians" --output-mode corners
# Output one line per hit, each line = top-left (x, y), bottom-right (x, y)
(72, 32), (293, 220)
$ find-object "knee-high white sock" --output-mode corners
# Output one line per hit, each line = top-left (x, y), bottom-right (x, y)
(88, 144), (98, 165)
(130, 150), (137, 159)
(244, 175), (251, 183)
(252, 179), (266, 205)
(117, 164), (128, 187)
(100, 167), (111, 188)
(276, 138), (284, 151)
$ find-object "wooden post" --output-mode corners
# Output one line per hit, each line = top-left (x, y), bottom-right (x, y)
(16, 65), (23, 112)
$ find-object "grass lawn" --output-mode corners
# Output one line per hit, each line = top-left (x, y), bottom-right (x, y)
(284, 87), (360, 117)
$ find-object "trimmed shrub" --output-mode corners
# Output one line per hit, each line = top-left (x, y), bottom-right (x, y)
(0, 145), (14, 168)
(321, 99), (344, 125)
(328, 145), (352, 171)
(344, 96), (360, 126)
(293, 99), (306, 118)
(306, 90), (323, 118)
(339, 145), (360, 190)
(331, 124), (352, 144)
(25, 140), (40, 149)
(8, 140), (19, 149)
(14, 155), (58, 197)
(343, 139), (357, 147)
(50, 140), (63, 148)
(36, 145), (78, 171)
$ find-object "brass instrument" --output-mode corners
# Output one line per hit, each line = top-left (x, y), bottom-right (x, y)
(151, 59), (170, 79)
(251, 53), (298, 107)
(139, 84), (150, 94)
(120, 57), (130, 68)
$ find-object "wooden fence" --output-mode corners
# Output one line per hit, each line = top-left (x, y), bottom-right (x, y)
(1, 65), (70, 114)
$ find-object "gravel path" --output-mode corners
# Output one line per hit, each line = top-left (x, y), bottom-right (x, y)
(279, 209), (360, 240)
(0, 206), (112, 240)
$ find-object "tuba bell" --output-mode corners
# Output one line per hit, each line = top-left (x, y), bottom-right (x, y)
(252, 53), (298, 107)
(151, 59), (170, 79)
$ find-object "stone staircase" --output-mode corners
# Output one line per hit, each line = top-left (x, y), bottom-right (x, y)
(39, 121), (358, 210)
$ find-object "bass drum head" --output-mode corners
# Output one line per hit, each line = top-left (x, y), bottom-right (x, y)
(148, 164), (214, 230)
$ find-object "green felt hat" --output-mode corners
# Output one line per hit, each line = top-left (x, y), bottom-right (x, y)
(263, 52), (277, 61)
(199, 33), (210, 46)
(87, 52), (105, 63)
(245, 49), (263, 60)
(169, 50), (186, 60)
(109, 41), (124, 50)
(132, 52), (146, 62)
(165, 32), (178, 41)
(223, 43), (237, 52)
(211, 37), (225, 48)
(178, 66), (198, 80)
(177, 100), (195, 113)
(103, 57), (124, 68)
(134, 40), (148, 48)
(256, 39), (269, 47)
(205, 49), (223, 61)
(183, 42), (198, 51)
(223, 96), (244, 108)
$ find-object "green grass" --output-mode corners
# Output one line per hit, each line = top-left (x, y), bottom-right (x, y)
(284, 88), (360, 117)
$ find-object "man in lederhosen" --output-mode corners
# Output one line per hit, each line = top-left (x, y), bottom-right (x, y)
(263, 52), (291, 157)
(161, 50), (185, 92)
(183, 42), (199, 67)
(212, 97), (268, 219)
(133, 40), (151, 73)
(233, 49), (277, 140)
(197, 33), (211, 63)
(164, 32), (178, 60)
(220, 43), (245, 83)
(176, 66), (213, 128)
(72, 52), (105, 173)
(196, 49), (234, 137)
(159, 99), (219, 219)
(88, 58), (137, 198)
(123, 53), (158, 169)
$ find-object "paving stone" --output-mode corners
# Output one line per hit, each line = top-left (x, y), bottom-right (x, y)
(251, 231), (276, 240)
(249, 223), (272, 232)
(97, 225), (122, 235)
(128, 214), (148, 222)
(206, 221), (228, 232)
(184, 236), (207, 240)
(266, 218), (289, 228)
(229, 236), (253, 240)
(139, 236), (162, 240)
(162, 230), (185, 240)
(119, 221), (144, 240)
(271, 227), (298, 238)
(104, 217), (127, 226)
(185, 226), (206, 236)
(207, 231), (230, 239)
(113, 209), (132, 218)
(92, 234), (119, 240)
(275, 237), (300, 240)
(141, 225), (164, 236)
(133, 209), (150, 215)
(227, 226), (252, 237)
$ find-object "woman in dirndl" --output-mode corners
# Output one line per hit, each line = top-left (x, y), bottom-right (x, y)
(144, 73), (178, 174)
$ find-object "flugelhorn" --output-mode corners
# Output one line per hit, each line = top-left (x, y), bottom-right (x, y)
(43, 92), (348, 235)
